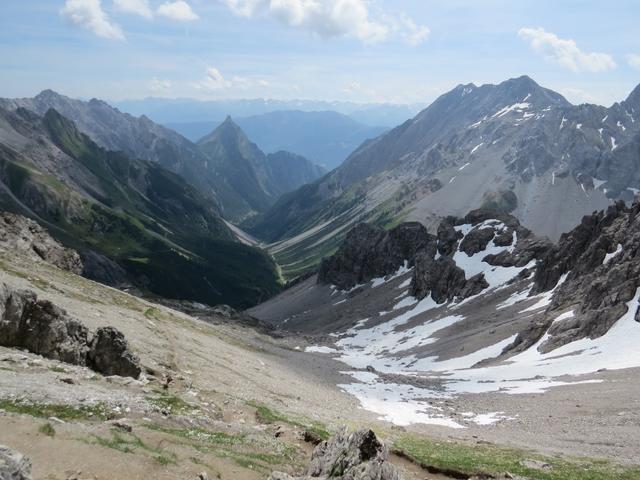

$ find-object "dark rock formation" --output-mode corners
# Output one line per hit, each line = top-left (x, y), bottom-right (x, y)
(0, 283), (140, 378)
(88, 327), (142, 378)
(411, 255), (488, 303)
(0, 212), (82, 274)
(80, 250), (130, 288)
(0, 445), (32, 480)
(318, 222), (435, 290)
(268, 428), (401, 480)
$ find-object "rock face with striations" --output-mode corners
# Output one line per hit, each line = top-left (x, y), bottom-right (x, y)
(0, 445), (32, 480)
(318, 222), (435, 290)
(268, 428), (402, 480)
(0, 212), (82, 274)
(0, 283), (141, 378)
(510, 200), (640, 353)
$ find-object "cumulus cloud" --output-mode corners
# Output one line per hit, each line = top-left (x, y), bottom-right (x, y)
(221, 0), (428, 45)
(60, 0), (124, 40)
(192, 67), (270, 92)
(150, 77), (172, 93)
(113, 0), (153, 18)
(157, 1), (199, 22)
(518, 27), (616, 72)
(627, 54), (640, 70)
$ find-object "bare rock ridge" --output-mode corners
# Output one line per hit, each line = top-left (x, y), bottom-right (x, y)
(317, 201), (640, 351)
(0, 283), (141, 378)
(317, 222), (435, 290)
(269, 428), (401, 480)
(0, 445), (32, 480)
(0, 212), (82, 274)
(515, 200), (640, 353)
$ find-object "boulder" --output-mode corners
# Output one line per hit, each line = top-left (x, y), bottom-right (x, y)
(89, 327), (141, 378)
(0, 445), (32, 480)
(268, 428), (402, 480)
(0, 283), (140, 378)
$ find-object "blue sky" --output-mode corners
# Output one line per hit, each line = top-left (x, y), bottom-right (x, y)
(1, 0), (639, 107)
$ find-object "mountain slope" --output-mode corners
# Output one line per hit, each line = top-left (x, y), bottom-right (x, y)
(249, 76), (640, 278)
(0, 106), (280, 307)
(0, 91), (256, 221)
(197, 117), (325, 213)
(250, 202), (640, 430)
(193, 110), (385, 170)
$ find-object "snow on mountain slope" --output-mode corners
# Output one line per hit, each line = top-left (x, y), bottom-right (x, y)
(250, 202), (640, 428)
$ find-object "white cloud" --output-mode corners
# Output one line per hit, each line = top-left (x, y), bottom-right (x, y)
(400, 15), (430, 46)
(518, 27), (615, 73)
(221, 0), (428, 45)
(627, 54), (640, 70)
(60, 0), (124, 40)
(113, 0), (153, 18)
(157, 1), (199, 22)
(149, 77), (172, 93)
(192, 67), (270, 92)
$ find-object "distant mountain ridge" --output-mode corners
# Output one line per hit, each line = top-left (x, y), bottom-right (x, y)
(197, 116), (325, 215)
(0, 105), (280, 307)
(114, 97), (420, 128)
(249, 76), (640, 279)
(169, 110), (386, 170)
(0, 90), (325, 222)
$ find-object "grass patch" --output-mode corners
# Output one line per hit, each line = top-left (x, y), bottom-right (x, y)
(39, 422), (56, 437)
(146, 424), (246, 446)
(0, 398), (107, 421)
(88, 429), (178, 465)
(48, 366), (68, 373)
(394, 435), (640, 480)
(146, 391), (194, 414)
(248, 401), (330, 441)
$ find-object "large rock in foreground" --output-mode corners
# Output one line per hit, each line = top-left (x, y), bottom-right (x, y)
(0, 283), (141, 378)
(0, 211), (82, 274)
(269, 428), (402, 480)
(0, 445), (32, 480)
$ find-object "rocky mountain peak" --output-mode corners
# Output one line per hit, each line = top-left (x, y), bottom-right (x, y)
(624, 83), (640, 110)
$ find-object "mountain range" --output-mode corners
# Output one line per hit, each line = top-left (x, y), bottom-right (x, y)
(0, 90), (324, 222)
(114, 97), (419, 128)
(0, 105), (282, 307)
(248, 76), (640, 279)
(168, 110), (386, 170)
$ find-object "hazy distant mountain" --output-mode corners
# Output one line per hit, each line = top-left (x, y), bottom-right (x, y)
(197, 117), (325, 213)
(248, 76), (640, 278)
(0, 91), (323, 221)
(170, 110), (385, 170)
(0, 106), (280, 307)
(114, 97), (419, 128)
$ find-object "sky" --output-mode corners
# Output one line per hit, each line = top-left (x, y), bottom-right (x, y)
(1, 0), (639, 107)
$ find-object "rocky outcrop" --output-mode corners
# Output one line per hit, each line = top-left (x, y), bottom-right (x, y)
(0, 212), (82, 274)
(88, 327), (142, 378)
(410, 255), (488, 303)
(0, 283), (141, 378)
(268, 428), (401, 480)
(318, 222), (435, 290)
(516, 201), (640, 352)
(0, 445), (32, 480)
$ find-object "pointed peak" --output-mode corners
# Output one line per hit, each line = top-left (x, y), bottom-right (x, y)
(36, 89), (64, 100)
(625, 83), (640, 107)
(198, 115), (248, 146)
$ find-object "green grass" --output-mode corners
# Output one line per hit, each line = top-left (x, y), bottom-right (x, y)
(39, 422), (56, 437)
(146, 424), (246, 446)
(394, 435), (640, 480)
(146, 391), (194, 414)
(248, 401), (330, 441)
(88, 429), (178, 465)
(0, 398), (107, 421)
(48, 366), (68, 373)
